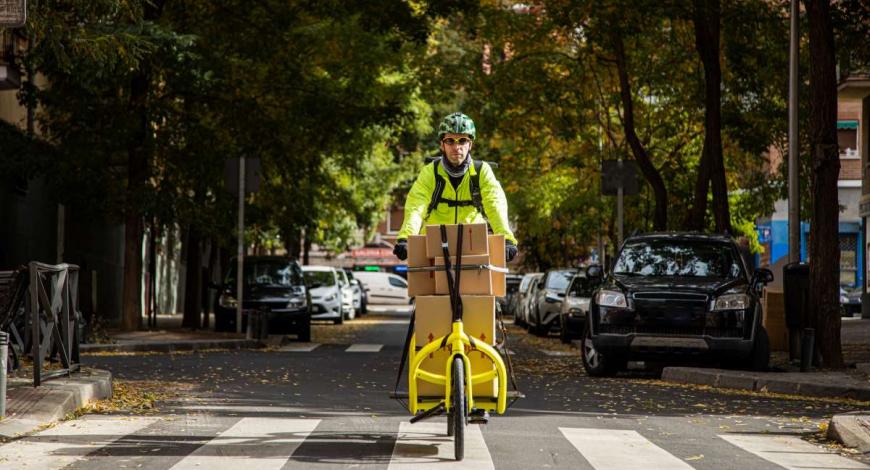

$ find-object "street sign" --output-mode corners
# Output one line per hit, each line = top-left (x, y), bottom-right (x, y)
(224, 157), (261, 194)
(0, 0), (26, 27)
(601, 160), (640, 196)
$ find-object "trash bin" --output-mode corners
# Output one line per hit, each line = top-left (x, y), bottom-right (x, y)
(782, 262), (810, 361)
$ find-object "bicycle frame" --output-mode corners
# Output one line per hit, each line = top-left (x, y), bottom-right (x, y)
(407, 319), (508, 416)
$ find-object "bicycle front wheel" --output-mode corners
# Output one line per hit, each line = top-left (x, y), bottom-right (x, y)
(452, 356), (466, 461)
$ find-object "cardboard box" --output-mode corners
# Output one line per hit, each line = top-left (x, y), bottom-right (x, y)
(425, 223), (489, 258)
(488, 235), (506, 297)
(407, 235), (435, 297)
(434, 254), (493, 295)
(415, 295), (497, 397)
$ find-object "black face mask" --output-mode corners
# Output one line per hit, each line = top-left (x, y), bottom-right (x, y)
(441, 154), (471, 178)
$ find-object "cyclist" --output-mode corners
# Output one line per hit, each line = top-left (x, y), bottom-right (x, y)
(393, 112), (518, 263)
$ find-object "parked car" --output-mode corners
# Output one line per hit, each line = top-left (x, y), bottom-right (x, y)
(527, 269), (577, 335)
(344, 269), (368, 315)
(841, 286), (862, 316)
(499, 274), (524, 316)
(352, 271), (410, 305)
(213, 256), (311, 341)
(336, 268), (357, 320)
(558, 272), (594, 343)
(302, 266), (349, 324)
(583, 232), (774, 377)
(518, 273), (544, 327)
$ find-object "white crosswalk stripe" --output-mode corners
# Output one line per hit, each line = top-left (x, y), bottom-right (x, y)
(388, 420), (494, 470)
(169, 417), (320, 470)
(559, 427), (696, 470)
(0, 415), (159, 470)
(345, 343), (383, 352)
(278, 342), (321, 352)
(719, 433), (870, 470)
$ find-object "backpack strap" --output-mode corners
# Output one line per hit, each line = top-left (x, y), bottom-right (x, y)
(425, 158), (489, 221)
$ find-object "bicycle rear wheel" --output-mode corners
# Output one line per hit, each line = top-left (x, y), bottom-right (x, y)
(452, 356), (466, 461)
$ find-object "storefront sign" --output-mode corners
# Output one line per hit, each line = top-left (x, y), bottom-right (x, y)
(0, 0), (26, 27)
(351, 247), (393, 259)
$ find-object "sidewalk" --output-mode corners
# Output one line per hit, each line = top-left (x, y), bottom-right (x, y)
(81, 313), (263, 353)
(0, 368), (113, 439)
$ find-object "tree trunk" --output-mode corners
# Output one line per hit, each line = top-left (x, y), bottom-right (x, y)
(121, 212), (143, 330)
(805, 0), (843, 369)
(612, 33), (669, 231)
(303, 229), (312, 266)
(201, 238), (214, 329)
(148, 219), (158, 328)
(182, 226), (203, 329)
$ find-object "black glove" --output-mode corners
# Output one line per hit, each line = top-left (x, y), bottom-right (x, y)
(393, 239), (408, 261)
(505, 240), (518, 262)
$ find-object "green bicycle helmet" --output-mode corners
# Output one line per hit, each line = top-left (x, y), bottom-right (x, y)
(438, 112), (476, 141)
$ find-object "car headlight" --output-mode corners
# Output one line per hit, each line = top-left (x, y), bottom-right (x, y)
(324, 293), (337, 302)
(712, 293), (749, 311)
(287, 297), (306, 308)
(218, 293), (237, 308)
(597, 290), (628, 309)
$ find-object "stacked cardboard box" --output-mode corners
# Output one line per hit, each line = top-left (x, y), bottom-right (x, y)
(407, 223), (506, 397)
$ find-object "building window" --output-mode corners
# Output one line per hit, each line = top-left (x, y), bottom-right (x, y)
(840, 234), (858, 286)
(838, 120), (859, 159)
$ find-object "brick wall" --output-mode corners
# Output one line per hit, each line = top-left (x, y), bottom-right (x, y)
(840, 158), (862, 180)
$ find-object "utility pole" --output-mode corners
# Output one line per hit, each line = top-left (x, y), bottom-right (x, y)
(788, 0), (800, 263)
(236, 156), (245, 334)
(617, 158), (624, 248)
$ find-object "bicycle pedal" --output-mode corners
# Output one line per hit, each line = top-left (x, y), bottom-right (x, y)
(468, 410), (489, 424)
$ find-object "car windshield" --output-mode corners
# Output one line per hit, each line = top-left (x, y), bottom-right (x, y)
(613, 239), (743, 278)
(545, 271), (574, 293)
(303, 270), (336, 287)
(226, 260), (304, 286)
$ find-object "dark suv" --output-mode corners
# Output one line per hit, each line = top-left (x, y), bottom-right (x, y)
(582, 233), (773, 377)
(214, 256), (311, 341)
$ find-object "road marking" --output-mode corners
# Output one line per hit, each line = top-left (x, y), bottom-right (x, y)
(388, 421), (494, 469)
(278, 343), (321, 352)
(345, 343), (383, 352)
(559, 427), (696, 470)
(0, 416), (159, 470)
(169, 417), (320, 470)
(719, 433), (870, 469)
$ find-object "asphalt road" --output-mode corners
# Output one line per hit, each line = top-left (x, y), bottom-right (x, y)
(3, 306), (869, 469)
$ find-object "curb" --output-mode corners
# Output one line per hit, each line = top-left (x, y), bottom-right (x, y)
(81, 339), (263, 353)
(0, 368), (113, 439)
(828, 413), (870, 453)
(661, 367), (870, 401)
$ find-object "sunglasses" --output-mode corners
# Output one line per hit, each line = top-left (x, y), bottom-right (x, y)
(442, 137), (472, 146)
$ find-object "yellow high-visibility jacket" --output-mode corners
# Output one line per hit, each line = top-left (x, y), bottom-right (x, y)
(397, 158), (517, 244)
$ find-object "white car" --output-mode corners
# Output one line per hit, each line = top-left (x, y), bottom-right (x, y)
(302, 266), (353, 324)
(352, 271), (410, 305)
(336, 268), (356, 320)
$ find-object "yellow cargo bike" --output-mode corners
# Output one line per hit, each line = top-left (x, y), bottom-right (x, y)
(391, 224), (522, 461)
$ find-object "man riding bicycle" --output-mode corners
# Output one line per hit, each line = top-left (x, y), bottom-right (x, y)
(393, 112), (518, 262)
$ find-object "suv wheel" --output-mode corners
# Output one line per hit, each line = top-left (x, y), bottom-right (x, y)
(581, 319), (622, 377)
(333, 306), (344, 325)
(749, 326), (770, 371)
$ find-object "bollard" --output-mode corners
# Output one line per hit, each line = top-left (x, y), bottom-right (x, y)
(0, 331), (8, 418)
(800, 328), (815, 372)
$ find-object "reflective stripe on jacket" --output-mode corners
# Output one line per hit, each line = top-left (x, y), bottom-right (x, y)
(397, 158), (517, 244)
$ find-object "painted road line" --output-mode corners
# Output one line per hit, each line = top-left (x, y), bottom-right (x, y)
(169, 417), (320, 470)
(0, 416), (159, 470)
(345, 343), (383, 352)
(389, 421), (494, 470)
(559, 427), (696, 470)
(719, 433), (869, 470)
(278, 343), (321, 352)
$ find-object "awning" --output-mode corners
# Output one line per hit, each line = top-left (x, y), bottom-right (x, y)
(838, 120), (859, 130)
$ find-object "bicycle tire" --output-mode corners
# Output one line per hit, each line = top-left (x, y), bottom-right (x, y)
(452, 356), (465, 461)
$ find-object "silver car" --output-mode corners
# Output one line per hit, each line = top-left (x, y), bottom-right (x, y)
(558, 273), (593, 343)
(528, 269), (576, 336)
(520, 273), (544, 328)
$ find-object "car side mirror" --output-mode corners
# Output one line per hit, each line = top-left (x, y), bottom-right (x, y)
(586, 264), (603, 281)
(753, 268), (774, 285)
